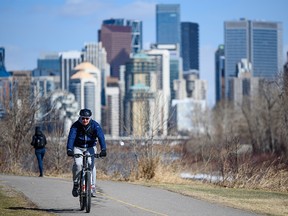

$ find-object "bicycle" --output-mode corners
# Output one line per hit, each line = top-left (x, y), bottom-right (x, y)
(74, 151), (100, 213)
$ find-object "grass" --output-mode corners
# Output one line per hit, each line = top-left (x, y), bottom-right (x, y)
(0, 185), (54, 216)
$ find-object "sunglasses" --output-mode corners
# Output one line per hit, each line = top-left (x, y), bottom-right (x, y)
(81, 117), (90, 120)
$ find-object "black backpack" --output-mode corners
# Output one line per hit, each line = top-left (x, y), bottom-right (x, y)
(34, 135), (46, 148)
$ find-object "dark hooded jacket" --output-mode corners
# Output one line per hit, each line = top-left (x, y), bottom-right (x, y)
(31, 127), (47, 149)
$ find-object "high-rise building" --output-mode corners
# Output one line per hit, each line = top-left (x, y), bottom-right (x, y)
(124, 53), (157, 136)
(99, 24), (131, 79)
(224, 19), (283, 97)
(102, 19), (143, 54)
(215, 45), (225, 103)
(183, 71), (207, 100)
(0, 47), (5, 70)
(59, 51), (82, 91)
(35, 53), (60, 76)
(0, 48), (10, 118)
(144, 49), (171, 136)
(11, 70), (32, 100)
(105, 77), (120, 137)
(150, 43), (182, 101)
(126, 19), (143, 54)
(81, 42), (110, 105)
(123, 50), (172, 136)
(156, 4), (181, 45)
(32, 76), (60, 120)
(70, 62), (101, 123)
(181, 22), (199, 71)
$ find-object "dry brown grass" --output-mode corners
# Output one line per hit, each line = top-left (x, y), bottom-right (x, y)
(171, 183), (288, 216)
(125, 158), (288, 216)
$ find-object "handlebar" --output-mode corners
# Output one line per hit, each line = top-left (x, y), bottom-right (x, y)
(73, 152), (101, 158)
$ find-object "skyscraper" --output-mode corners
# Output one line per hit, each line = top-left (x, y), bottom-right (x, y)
(224, 19), (283, 97)
(124, 53), (157, 136)
(99, 24), (131, 79)
(105, 77), (120, 137)
(59, 51), (82, 91)
(81, 42), (110, 105)
(35, 53), (60, 76)
(0, 47), (5, 70)
(150, 43), (182, 101)
(215, 45), (225, 102)
(102, 18), (143, 54)
(69, 62), (101, 122)
(126, 19), (143, 54)
(156, 4), (181, 45)
(144, 49), (171, 136)
(181, 22), (199, 71)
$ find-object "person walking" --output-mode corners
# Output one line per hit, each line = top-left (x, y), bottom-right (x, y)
(31, 126), (47, 177)
(66, 108), (107, 197)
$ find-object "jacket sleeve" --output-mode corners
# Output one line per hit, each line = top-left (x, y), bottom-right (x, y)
(44, 135), (47, 145)
(31, 135), (35, 147)
(94, 122), (106, 151)
(67, 124), (77, 151)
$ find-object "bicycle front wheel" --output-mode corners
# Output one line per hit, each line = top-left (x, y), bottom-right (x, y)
(79, 171), (85, 211)
(85, 171), (91, 213)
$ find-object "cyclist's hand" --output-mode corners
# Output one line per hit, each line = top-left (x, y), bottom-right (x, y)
(99, 150), (107, 157)
(67, 149), (74, 157)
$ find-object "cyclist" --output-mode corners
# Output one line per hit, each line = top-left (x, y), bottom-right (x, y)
(66, 108), (107, 197)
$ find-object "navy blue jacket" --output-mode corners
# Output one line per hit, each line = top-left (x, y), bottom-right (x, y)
(66, 118), (106, 151)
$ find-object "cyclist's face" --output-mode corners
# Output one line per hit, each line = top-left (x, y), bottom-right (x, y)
(81, 117), (90, 126)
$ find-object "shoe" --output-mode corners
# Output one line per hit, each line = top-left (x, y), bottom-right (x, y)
(91, 185), (96, 197)
(39, 174), (43, 177)
(72, 183), (79, 197)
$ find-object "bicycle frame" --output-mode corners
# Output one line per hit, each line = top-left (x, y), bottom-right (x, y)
(74, 151), (98, 213)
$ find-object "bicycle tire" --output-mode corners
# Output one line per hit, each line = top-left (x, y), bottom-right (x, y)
(79, 171), (85, 211)
(85, 171), (91, 213)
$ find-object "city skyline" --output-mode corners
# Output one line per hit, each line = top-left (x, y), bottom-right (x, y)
(1, 0), (287, 107)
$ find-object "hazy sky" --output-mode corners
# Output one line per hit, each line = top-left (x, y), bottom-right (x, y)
(1, 0), (287, 106)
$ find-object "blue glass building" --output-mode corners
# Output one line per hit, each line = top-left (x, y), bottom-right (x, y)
(181, 22), (199, 71)
(224, 19), (283, 97)
(215, 45), (225, 103)
(156, 4), (181, 45)
(0, 47), (6, 71)
(35, 53), (60, 76)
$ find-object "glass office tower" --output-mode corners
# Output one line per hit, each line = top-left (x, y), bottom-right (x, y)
(215, 45), (225, 103)
(36, 53), (60, 76)
(224, 19), (282, 97)
(156, 4), (181, 45)
(181, 22), (199, 71)
(0, 47), (5, 70)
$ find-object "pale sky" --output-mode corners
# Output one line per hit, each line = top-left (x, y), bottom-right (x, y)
(1, 0), (287, 106)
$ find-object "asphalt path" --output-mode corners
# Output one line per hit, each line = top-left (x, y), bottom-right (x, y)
(0, 174), (263, 216)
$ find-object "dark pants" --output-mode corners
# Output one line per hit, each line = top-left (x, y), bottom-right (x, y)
(35, 148), (46, 176)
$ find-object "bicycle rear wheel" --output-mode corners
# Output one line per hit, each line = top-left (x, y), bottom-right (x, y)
(85, 171), (91, 213)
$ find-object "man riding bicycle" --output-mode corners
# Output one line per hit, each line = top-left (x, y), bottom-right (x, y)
(66, 108), (107, 197)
